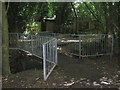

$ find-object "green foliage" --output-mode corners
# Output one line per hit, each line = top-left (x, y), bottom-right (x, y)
(8, 2), (48, 34)
(8, 2), (119, 35)
(47, 2), (54, 18)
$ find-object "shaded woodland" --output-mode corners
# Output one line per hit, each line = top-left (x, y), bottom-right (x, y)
(2, 2), (120, 88)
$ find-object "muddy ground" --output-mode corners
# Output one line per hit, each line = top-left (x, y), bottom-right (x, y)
(2, 49), (120, 88)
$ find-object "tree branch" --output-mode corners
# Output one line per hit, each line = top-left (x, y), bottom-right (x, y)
(70, 2), (78, 18)
(84, 2), (101, 24)
(70, 2), (78, 34)
(5, 2), (10, 14)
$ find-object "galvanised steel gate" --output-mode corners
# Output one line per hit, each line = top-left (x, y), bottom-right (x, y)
(39, 32), (114, 58)
(9, 33), (57, 81)
(43, 38), (57, 80)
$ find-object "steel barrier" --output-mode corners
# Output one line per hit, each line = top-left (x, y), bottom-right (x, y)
(9, 32), (113, 80)
(38, 32), (113, 58)
(43, 38), (57, 80)
(9, 33), (57, 81)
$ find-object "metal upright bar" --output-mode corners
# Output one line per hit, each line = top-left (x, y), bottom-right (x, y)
(42, 44), (47, 81)
(86, 40), (89, 56)
(94, 38), (96, 56)
(55, 39), (58, 65)
(85, 38), (87, 56)
(31, 35), (33, 53)
(111, 35), (114, 58)
(79, 36), (82, 59)
(52, 40), (54, 63)
(49, 42), (52, 62)
(47, 43), (49, 60)
(17, 33), (19, 48)
(90, 39), (91, 55)
(53, 40), (55, 63)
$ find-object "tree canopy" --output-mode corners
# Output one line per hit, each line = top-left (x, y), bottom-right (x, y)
(7, 2), (119, 35)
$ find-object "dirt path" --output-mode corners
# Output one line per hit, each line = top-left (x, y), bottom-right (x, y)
(57, 53), (120, 88)
(2, 50), (120, 88)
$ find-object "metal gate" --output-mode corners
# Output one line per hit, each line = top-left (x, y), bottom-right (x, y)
(9, 33), (57, 81)
(43, 38), (57, 80)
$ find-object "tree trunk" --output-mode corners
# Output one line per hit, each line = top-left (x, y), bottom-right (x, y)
(0, 1), (2, 77)
(2, 2), (10, 75)
(118, 3), (120, 55)
(70, 2), (78, 34)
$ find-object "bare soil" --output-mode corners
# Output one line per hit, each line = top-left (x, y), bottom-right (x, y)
(2, 50), (120, 88)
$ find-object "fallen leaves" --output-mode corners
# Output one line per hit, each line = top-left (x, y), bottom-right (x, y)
(64, 82), (75, 86)
(52, 83), (56, 86)
(100, 76), (108, 81)
(99, 77), (112, 85)
(93, 81), (100, 86)
(117, 71), (120, 74)
(16, 76), (19, 78)
(115, 75), (119, 78)
(4, 78), (8, 81)
(101, 81), (110, 85)
(86, 82), (90, 86)
(35, 77), (40, 81)
(11, 80), (14, 82)
(21, 84), (25, 87)
(80, 78), (86, 81)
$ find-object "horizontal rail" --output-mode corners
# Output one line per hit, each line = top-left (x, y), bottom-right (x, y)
(39, 32), (113, 36)
(42, 38), (56, 45)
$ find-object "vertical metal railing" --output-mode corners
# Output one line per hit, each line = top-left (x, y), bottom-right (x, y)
(39, 32), (113, 58)
(79, 36), (82, 59)
(78, 34), (113, 58)
(42, 38), (57, 81)
(9, 33), (58, 81)
(9, 33), (113, 80)
(111, 35), (114, 57)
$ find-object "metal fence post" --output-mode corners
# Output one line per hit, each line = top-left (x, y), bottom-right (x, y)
(38, 35), (40, 46)
(111, 35), (114, 58)
(79, 36), (82, 59)
(17, 33), (19, 48)
(49, 42), (52, 62)
(31, 35), (33, 53)
(42, 44), (46, 81)
(55, 39), (58, 65)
